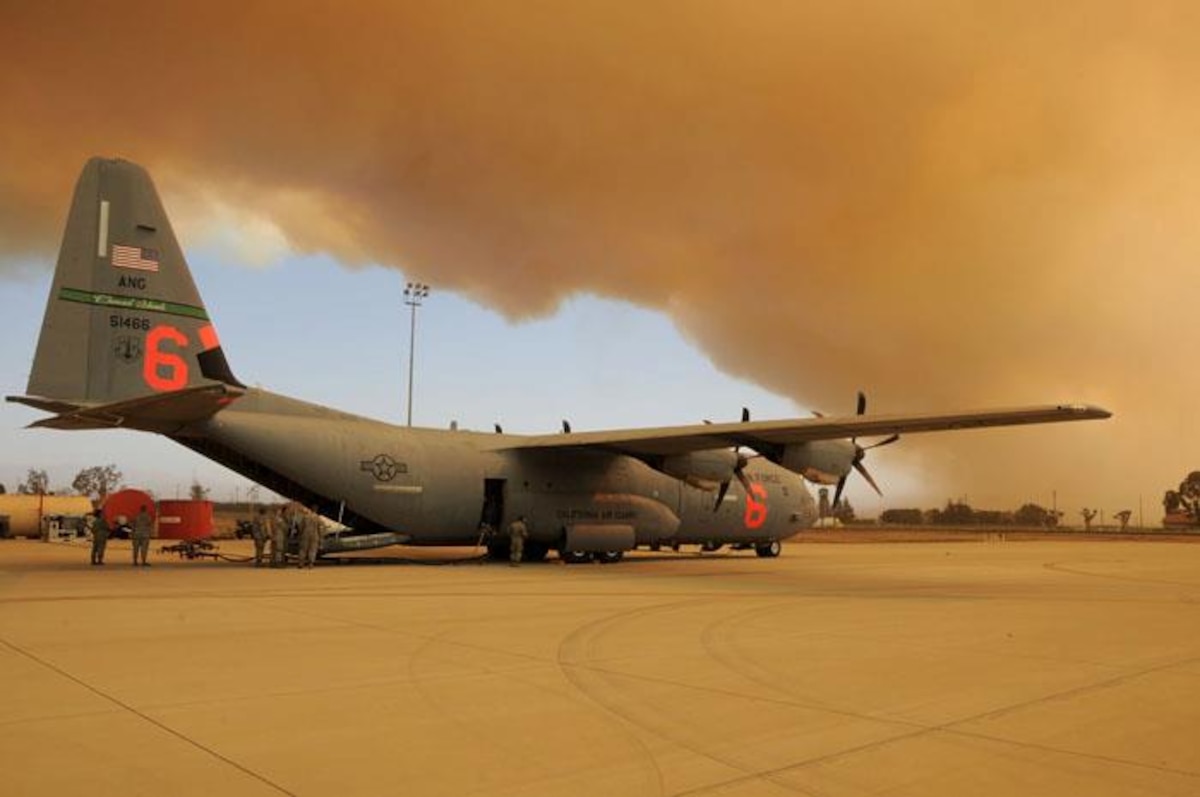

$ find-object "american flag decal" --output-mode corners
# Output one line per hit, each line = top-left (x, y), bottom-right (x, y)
(111, 243), (160, 272)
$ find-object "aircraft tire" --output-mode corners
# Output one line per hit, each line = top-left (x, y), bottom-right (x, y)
(559, 550), (591, 564)
(595, 550), (624, 564)
(755, 541), (782, 558)
(523, 542), (550, 562)
(486, 540), (511, 561)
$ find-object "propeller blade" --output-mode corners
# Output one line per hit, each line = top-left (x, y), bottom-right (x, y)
(864, 433), (900, 450)
(853, 460), (883, 497)
(830, 392), (891, 505)
(735, 465), (753, 495)
(714, 480), (731, 511)
(715, 418), (750, 511)
(832, 474), (848, 509)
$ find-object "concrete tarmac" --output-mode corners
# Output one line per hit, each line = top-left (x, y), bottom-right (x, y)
(1, 537), (1198, 797)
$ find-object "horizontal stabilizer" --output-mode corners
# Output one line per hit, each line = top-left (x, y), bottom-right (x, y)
(5, 396), (85, 415)
(8, 384), (244, 433)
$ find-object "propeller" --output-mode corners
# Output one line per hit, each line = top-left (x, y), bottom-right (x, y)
(714, 451), (753, 510)
(832, 392), (901, 508)
(714, 407), (754, 510)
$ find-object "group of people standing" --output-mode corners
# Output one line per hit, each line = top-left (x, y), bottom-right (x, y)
(88, 504), (153, 566)
(249, 504), (323, 568)
(87, 503), (533, 569)
(86, 503), (322, 569)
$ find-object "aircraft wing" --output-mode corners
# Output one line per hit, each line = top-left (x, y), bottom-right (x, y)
(492, 404), (1111, 457)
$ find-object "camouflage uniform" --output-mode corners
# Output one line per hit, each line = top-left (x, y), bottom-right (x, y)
(90, 512), (109, 565)
(269, 509), (287, 567)
(251, 509), (269, 566)
(132, 506), (152, 566)
(508, 517), (528, 566)
(299, 509), (321, 568)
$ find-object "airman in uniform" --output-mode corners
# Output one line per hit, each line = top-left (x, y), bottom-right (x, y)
(508, 515), (528, 567)
(132, 505), (153, 566)
(269, 508), (287, 567)
(251, 507), (270, 567)
(89, 509), (109, 565)
(299, 505), (321, 568)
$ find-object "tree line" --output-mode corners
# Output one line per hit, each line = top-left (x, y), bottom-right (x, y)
(3, 466), (212, 503)
(880, 501), (1063, 527)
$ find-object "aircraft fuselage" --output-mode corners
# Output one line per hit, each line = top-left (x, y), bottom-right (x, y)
(179, 388), (816, 548)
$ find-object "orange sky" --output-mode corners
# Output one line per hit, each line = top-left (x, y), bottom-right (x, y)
(3, 2), (1198, 513)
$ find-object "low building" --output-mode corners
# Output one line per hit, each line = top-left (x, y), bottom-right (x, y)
(0, 495), (95, 539)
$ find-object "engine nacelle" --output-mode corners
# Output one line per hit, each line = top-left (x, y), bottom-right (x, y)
(658, 449), (739, 491)
(778, 440), (856, 484)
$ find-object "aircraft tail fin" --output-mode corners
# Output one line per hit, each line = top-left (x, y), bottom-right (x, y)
(21, 157), (242, 410)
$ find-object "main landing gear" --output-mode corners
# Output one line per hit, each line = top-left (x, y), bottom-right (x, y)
(559, 550), (624, 564)
(754, 540), (782, 558)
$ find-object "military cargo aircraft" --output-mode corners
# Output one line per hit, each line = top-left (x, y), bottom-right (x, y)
(8, 159), (1110, 562)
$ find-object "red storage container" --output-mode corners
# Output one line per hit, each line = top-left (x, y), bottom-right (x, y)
(103, 489), (155, 528)
(156, 500), (214, 540)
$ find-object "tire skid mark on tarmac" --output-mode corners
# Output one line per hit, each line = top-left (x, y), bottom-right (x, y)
(551, 594), (1200, 795)
(703, 600), (1163, 677)
(556, 596), (822, 797)
(402, 622), (667, 797)
(577, 651), (1200, 796)
(697, 599), (857, 716)
(1044, 560), (1200, 591)
(261, 600), (554, 667)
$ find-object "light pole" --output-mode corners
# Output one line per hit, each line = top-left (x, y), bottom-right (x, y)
(403, 281), (430, 426)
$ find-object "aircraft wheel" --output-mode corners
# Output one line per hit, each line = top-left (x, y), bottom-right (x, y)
(560, 550), (591, 564)
(595, 550), (624, 564)
(700, 542), (724, 553)
(523, 542), (549, 562)
(755, 540), (782, 558)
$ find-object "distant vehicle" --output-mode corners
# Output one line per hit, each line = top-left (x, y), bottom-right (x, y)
(41, 514), (89, 542)
(8, 158), (1112, 563)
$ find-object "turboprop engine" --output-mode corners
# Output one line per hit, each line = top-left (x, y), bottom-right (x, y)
(658, 449), (740, 491)
(778, 440), (856, 485)
(774, 392), (902, 505)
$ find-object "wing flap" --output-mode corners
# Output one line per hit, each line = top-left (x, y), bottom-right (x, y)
(490, 404), (1111, 457)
